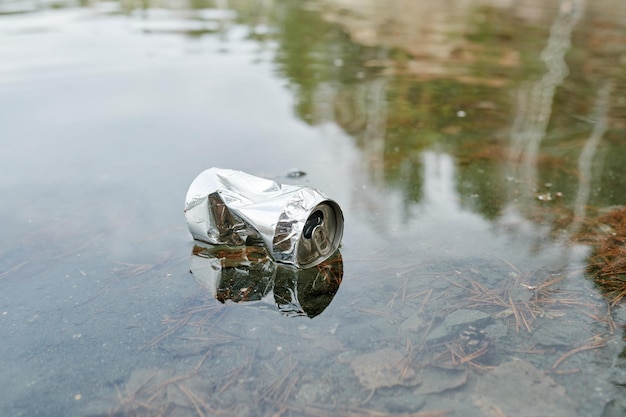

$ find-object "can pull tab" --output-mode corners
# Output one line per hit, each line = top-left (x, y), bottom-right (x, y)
(303, 210), (331, 257)
(311, 225), (331, 256)
(303, 210), (324, 239)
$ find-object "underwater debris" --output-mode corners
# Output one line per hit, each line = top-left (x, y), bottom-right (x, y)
(577, 206), (626, 305)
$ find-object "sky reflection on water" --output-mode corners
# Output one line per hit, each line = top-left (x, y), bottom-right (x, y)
(1, 0), (626, 416)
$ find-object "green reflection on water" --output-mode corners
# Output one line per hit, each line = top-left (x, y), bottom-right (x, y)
(270, 2), (385, 125)
(265, 0), (626, 225)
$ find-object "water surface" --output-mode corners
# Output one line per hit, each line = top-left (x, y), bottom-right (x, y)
(1, 0), (626, 416)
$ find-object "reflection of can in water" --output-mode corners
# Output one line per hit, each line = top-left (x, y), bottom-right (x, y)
(189, 244), (343, 318)
(184, 168), (344, 268)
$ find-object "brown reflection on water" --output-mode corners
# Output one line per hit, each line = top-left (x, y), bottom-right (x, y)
(317, 0), (536, 82)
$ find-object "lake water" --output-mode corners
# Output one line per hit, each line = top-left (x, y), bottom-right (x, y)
(1, 0), (626, 416)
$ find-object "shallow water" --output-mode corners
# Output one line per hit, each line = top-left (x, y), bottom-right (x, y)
(1, 0), (626, 416)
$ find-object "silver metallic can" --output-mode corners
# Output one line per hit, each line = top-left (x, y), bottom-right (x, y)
(184, 168), (344, 268)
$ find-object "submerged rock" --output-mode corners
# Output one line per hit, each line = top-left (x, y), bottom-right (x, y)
(414, 366), (468, 395)
(426, 309), (491, 341)
(473, 359), (577, 416)
(350, 348), (420, 390)
(601, 399), (626, 417)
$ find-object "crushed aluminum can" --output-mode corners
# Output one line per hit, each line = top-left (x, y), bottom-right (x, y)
(184, 167), (344, 268)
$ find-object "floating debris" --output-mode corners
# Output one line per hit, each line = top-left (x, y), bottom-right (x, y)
(185, 167), (343, 268)
(536, 192), (563, 201)
(286, 169), (307, 178)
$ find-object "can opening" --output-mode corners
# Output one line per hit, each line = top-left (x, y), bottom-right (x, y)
(303, 210), (324, 239)
(295, 202), (343, 268)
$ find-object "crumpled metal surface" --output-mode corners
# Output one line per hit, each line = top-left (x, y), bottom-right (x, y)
(184, 167), (344, 268)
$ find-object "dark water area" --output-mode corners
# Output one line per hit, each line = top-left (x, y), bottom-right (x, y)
(1, 0), (626, 416)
